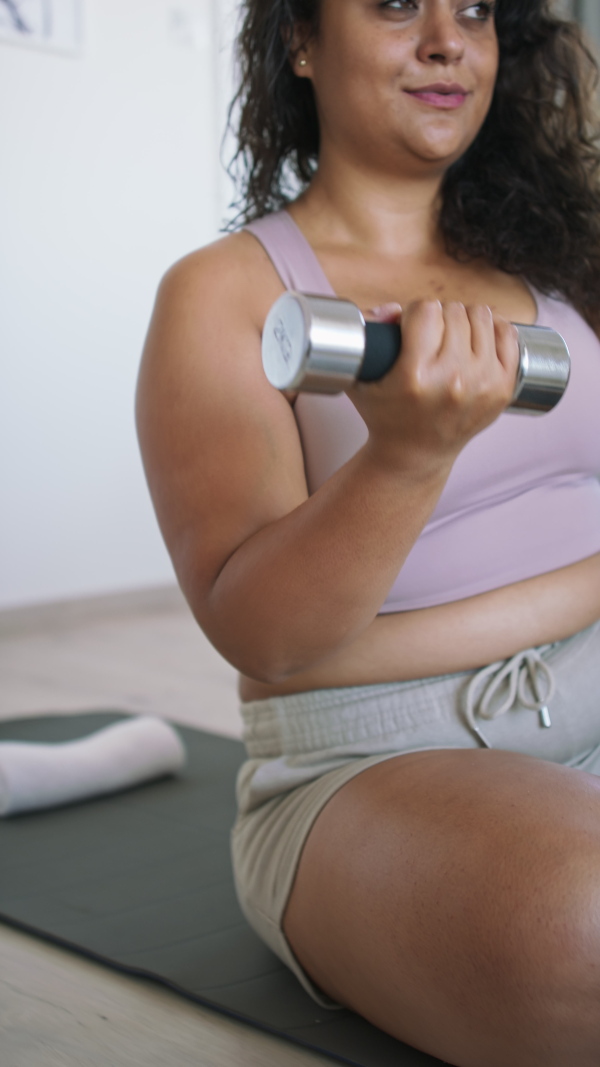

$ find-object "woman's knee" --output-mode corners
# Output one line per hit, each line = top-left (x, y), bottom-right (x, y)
(284, 750), (600, 1065)
(503, 845), (600, 1029)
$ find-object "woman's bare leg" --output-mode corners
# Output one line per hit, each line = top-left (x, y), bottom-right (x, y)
(283, 749), (600, 1067)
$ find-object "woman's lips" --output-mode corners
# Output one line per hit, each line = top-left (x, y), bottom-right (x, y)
(405, 86), (469, 110)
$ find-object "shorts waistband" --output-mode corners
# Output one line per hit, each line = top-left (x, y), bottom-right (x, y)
(240, 625), (598, 760)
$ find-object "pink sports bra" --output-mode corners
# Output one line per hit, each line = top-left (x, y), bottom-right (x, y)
(245, 211), (600, 612)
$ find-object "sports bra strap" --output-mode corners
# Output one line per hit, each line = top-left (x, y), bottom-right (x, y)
(244, 211), (336, 297)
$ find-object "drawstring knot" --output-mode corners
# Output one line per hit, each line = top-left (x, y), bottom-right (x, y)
(464, 648), (555, 749)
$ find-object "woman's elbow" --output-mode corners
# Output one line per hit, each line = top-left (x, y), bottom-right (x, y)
(189, 602), (309, 684)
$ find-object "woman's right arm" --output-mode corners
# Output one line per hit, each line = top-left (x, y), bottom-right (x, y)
(136, 235), (518, 683)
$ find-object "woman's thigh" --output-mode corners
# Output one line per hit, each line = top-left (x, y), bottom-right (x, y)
(283, 748), (600, 1067)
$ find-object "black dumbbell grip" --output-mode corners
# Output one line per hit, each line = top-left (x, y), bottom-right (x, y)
(360, 322), (402, 382)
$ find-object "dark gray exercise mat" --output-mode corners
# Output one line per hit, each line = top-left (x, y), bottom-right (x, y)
(0, 713), (445, 1067)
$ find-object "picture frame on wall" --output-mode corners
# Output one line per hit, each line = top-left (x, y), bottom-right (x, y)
(0, 0), (82, 55)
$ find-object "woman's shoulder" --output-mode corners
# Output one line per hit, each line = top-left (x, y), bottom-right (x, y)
(151, 227), (286, 342)
(161, 229), (274, 297)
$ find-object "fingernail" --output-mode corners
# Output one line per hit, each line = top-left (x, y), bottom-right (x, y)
(368, 302), (402, 315)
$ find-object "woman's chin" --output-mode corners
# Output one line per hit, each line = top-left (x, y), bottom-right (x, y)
(389, 115), (480, 169)
(397, 130), (475, 170)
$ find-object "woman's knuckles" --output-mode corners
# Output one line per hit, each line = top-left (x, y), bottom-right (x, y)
(354, 298), (516, 452)
(402, 301), (445, 358)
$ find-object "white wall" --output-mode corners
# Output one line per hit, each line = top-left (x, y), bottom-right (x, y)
(0, 0), (237, 609)
(579, 0), (600, 44)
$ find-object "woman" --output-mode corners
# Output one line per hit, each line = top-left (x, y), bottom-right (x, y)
(136, 1), (600, 1063)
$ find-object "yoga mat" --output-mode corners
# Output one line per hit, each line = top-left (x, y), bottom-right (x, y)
(0, 713), (444, 1067)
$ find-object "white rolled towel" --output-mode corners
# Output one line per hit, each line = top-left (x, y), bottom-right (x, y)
(0, 716), (186, 817)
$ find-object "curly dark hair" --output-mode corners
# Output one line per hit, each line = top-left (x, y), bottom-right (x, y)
(229, 0), (600, 331)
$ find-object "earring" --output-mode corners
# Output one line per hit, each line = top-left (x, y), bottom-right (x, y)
(299, 58), (307, 67)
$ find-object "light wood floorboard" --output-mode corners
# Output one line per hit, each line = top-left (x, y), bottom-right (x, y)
(0, 924), (332, 1067)
(0, 585), (243, 737)
(0, 586), (332, 1067)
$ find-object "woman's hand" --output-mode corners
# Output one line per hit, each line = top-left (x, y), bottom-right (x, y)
(349, 300), (520, 475)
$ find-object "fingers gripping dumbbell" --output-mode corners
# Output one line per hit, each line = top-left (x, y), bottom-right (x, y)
(262, 292), (571, 414)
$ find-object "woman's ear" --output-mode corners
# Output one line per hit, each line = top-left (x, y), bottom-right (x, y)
(286, 22), (314, 77)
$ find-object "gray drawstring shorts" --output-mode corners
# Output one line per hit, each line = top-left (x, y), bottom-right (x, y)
(231, 620), (600, 1007)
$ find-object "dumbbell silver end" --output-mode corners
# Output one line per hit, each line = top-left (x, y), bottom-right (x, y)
(262, 291), (366, 393)
(508, 324), (571, 414)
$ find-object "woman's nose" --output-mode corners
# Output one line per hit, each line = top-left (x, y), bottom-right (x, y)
(416, 2), (466, 65)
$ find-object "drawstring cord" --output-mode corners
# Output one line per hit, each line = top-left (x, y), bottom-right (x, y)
(464, 648), (556, 749)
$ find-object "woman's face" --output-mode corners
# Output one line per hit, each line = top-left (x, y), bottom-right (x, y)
(297, 0), (499, 175)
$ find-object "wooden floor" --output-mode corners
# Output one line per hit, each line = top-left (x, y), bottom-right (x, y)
(0, 586), (332, 1067)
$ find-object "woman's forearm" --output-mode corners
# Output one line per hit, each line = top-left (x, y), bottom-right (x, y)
(201, 443), (451, 682)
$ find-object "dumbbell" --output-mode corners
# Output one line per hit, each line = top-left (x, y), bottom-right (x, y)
(262, 292), (571, 414)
